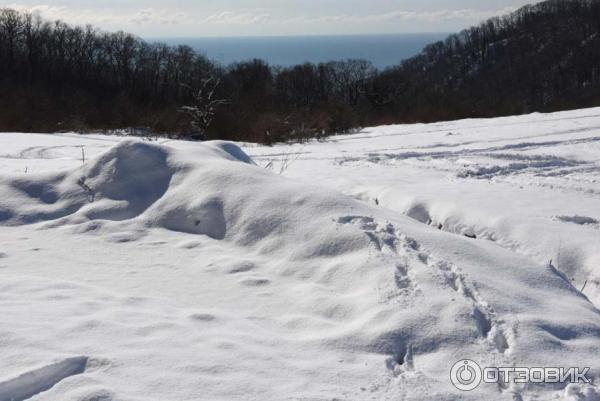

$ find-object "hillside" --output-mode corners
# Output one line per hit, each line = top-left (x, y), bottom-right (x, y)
(375, 0), (600, 122)
(0, 108), (599, 400)
(2, 0), (600, 140)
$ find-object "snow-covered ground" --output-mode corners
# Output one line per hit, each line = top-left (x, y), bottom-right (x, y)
(1, 107), (600, 401)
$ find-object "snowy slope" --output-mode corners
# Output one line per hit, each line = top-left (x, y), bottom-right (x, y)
(248, 108), (600, 305)
(0, 108), (599, 401)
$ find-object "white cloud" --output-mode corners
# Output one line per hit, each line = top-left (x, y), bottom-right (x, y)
(130, 9), (189, 25)
(6, 4), (189, 26)
(286, 7), (517, 25)
(3, 4), (520, 35)
(203, 11), (272, 25)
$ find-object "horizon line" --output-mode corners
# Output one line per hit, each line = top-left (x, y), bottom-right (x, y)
(143, 32), (452, 40)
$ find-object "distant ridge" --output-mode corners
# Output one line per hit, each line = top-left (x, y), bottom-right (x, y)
(374, 0), (600, 122)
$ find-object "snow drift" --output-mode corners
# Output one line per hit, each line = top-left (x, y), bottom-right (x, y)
(0, 138), (599, 400)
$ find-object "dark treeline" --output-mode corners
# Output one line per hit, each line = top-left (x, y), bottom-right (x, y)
(0, 7), (375, 143)
(1, 0), (600, 143)
(374, 0), (600, 122)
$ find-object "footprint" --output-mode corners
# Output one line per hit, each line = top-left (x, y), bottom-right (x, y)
(555, 215), (599, 229)
(394, 263), (412, 289)
(336, 215), (376, 228)
(337, 216), (398, 254)
(339, 214), (511, 357)
(239, 278), (270, 287)
(428, 256), (510, 352)
(106, 231), (145, 244)
(492, 328), (509, 353)
(176, 240), (203, 249)
(473, 307), (492, 337)
(189, 313), (217, 322)
(226, 262), (256, 274)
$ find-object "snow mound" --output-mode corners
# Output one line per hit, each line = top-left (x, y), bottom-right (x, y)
(0, 140), (372, 252)
(0, 140), (249, 228)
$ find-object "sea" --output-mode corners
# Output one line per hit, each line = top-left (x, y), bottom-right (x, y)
(152, 34), (448, 69)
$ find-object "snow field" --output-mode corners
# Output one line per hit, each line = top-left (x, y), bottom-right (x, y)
(1, 108), (600, 400)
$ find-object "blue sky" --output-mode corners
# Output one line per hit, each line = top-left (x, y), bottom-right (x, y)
(7, 1), (534, 37)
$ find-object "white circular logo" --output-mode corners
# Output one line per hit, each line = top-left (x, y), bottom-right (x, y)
(450, 359), (482, 391)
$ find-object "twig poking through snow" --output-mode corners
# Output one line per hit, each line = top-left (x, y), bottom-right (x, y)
(260, 147), (304, 175)
(77, 177), (94, 202)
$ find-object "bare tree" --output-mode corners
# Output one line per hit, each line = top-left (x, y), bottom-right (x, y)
(179, 78), (228, 140)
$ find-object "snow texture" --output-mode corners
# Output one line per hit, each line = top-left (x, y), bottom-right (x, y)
(1, 108), (600, 400)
